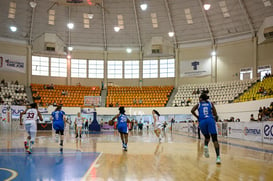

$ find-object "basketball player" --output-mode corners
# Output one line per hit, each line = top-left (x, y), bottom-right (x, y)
(110, 107), (130, 151)
(51, 105), (66, 149)
(153, 110), (163, 142)
(20, 103), (43, 154)
(75, 112), (83, 138)
(191, 93), (221, 164)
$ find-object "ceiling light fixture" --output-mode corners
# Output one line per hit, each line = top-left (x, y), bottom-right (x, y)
(29, 1), (37, 8)
(168, 32), (175, 37)
(126, 48), (132, 53)
(68, 46), (73, 51)
(203, 0), (211, 10)
(140, 3), (148, 11)
(211, 51), (216, 56)
(87, 13), (94, 19)
(114, 26), (120, 32)
(67, 23), (74, 29)
(10, 26), (17, 32)
(67, 54), (71, 59)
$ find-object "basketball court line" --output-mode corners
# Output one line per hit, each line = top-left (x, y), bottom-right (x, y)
(81, 152), (103, 181)
(173, 132), (273, 154)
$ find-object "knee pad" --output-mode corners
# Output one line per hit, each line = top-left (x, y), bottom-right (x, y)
(211, 134), (218, 142)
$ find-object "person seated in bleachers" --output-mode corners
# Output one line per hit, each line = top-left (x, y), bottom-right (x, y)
(61, 90), (67, 96)
(109, 102), (113, 107)
(133, 99), (137, 105)
(115, 102), (119, 107)
(181, 98), (185, 106)
(250, 114), (256, 121)
(139, 99), (143, 104)
(53, 101), (57, 106)
(174, 103), (178, 107)
(15, 80), (18, 85)
(196, 88), (200, 94)
(192, 90), (196, 94)
(1, 79), (5, 84)
(186, 97), (191, 106)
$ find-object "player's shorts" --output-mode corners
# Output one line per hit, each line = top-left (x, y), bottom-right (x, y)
(199, 118), (217, 135)
(154, 123), (163, 130)
(24, 121), (37, 142)
(76, 124), (82, 128)
(53, 122), (64, 132)
(117, 124), (128, 134)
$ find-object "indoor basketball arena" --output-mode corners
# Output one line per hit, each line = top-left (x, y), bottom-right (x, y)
(0, 0), (273, 180)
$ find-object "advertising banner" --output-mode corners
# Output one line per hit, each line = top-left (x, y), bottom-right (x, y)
(0, 54), (26, 73)
(216, 122), (222, 136)
(227, 122), (244, 139)
(243, 122), (262, 142)
(263, 122), (273, 144)
(1, 105), (26, 119)
(180, 59), (211, 77)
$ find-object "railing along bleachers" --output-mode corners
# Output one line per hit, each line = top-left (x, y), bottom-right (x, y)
(31, 84), (101, 107)
(234, 77), (273, 103)
(0, 81), (27, 105)
(106, 86), (173, 107)
(173, 80), (256, 106)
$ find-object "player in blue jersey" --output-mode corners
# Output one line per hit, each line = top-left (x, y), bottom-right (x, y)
(110, 107), (130, 151)
(191, 93), (221, 164)
(51, 105), (66, 149)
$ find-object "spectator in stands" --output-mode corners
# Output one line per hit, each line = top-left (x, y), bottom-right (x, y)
(174, 103), (178, 107)
(109, 102), (113, 107)
(268, 88), (273, 96)
(61, 90), (66, 96)
(133, 99), (137, 105)
(197, 88), (200, 94)
(250, 114), (256, 121)
(186, 97), (191, 106)
(181, 98), (185, 106)
(192, 90), (197, 94)
(101, 80), (104, 90)
(53, 101), (57, 106)
(15, 80), (18, 85)
(139, 99), (143, 104)
(235, 118), (240, 122)
(1, 79), (5, 84)
(115, 102), (119, 107)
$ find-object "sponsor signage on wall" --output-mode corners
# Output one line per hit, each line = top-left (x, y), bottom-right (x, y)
(227, 122), (244, 139)
(84, 96), (101, 106)
(1, 105), (26, 119)
(243, 122), (262, 142)
(180, 59), (211, 77)
(263, 122), (273, 144)
(0, 54), (26, 73)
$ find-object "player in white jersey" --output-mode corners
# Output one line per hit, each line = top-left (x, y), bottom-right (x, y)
(75, 112), (84, 138)
(20, 103), (43, 154)
(153, 110), (163, 142)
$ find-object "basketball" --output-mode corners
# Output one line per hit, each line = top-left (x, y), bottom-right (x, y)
(108, 120), (114, 126)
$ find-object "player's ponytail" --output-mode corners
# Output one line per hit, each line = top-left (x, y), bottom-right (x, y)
(153, 110), (160, 117)
(200, 93), (209, 102)
(55, 105), (62, 111)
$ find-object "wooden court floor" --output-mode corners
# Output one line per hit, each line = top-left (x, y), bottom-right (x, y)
(0, 127), (273, 181)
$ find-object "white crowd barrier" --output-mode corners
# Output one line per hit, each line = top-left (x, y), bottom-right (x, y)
(173, 122), (273, 144)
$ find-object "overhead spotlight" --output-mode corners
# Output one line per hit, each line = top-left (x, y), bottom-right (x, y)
(87, 13), (94, 19)
(126, 48), (132, 53)
(67, 23), (74, 29)
(203, 1), (211, 10)
(29, 1), (37, 8)
(168, 32), (175, 37)
(114, 26), (120, 32)
(68, 46), (73, 51)
(67, 54), (71, 59)
(10, 26), (17, 32)
(140, 3), (148, 11)
(211, 51), (216, 56)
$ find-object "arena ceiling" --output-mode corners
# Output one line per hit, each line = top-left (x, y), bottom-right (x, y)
(0, 0), (273, 50)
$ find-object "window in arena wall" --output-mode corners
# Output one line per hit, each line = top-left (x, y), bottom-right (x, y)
(88, 60), (104, 78)
(160, 58), (175, 78)
(143, 60), (158, 78)
(32, 56), (49, 76)
(71, 59), (87, 78)
(51, 58), (67, 77)
(124, 60), (139, 79)
(240, 67), (253, 80)
(107, 61), (123, 79)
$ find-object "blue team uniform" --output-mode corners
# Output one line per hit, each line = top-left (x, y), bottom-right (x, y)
(117, 114), (128, 134)
(51, 110), (65, 131)
(198, 101), (217, 135)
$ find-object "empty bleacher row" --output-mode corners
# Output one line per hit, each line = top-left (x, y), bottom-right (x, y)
(235, 77), (273, 103)
(31, 84), (101, 107)
(0, 81), (27, 105)
(106, 86), (173, 107)
(173, 80), (256, 106)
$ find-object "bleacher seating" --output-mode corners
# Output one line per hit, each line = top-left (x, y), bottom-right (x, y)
(106, 86), (173, 107)
(173, 80), (256, 106)
(31, 84), (101, 107)
(0, 81), (28, 105)
(235, 77), (273, 103)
